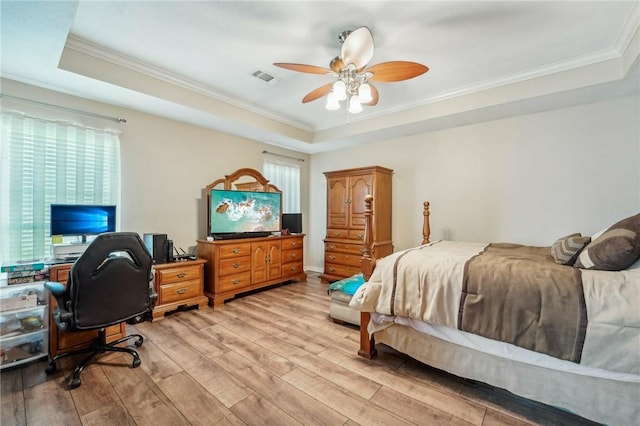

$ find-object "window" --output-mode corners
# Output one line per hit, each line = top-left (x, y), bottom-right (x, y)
(263, 158), (300, 213)
(0, 113), (121, 263)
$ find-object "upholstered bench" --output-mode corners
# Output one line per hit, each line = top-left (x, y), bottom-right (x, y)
(328, 274), (365, 326)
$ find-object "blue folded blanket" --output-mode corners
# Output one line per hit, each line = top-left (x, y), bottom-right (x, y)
(327, 273), (365, 296)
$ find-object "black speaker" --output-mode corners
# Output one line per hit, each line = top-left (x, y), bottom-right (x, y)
(282, 213), (302, 234)
(166, 239), (174, 262)
(143, 233), (168, 263)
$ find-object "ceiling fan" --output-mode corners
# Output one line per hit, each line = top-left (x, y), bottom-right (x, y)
(274, 26), (429, 113)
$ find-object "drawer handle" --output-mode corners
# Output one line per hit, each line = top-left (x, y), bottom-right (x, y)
(356, 233), (364, 238)
(328, 256), (336, 260)
(232, 248), (241, 254)
(290, 242), (297, 247)
(232, 279), (241, 285)
(333, 231), (340, 237)
(329, 267), (335, 272)
(176, 288), (188, 294)
(232, 263), (241, 268)
(329, 245), (336, 250)
(176, 272), (186, 278)
(289, 253), (297, 259)
(289, 266), (297, 271)
(360, 248), (366, 254)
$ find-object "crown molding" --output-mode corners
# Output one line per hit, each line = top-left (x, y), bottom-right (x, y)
(64, 35), (314, 133)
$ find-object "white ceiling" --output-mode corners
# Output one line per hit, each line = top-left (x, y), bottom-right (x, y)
(1, 1), (639, 153)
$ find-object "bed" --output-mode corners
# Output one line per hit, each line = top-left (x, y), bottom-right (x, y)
(350, 195), (640, 426)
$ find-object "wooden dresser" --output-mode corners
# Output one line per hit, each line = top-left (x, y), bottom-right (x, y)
(321, 166), (393, 283)
(151, 259), (208, 320)
(197, 234), (306, 306)
(49, 263), (126, 357)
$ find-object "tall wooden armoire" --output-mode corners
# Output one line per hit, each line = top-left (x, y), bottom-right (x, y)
(321, 166), (393, 283)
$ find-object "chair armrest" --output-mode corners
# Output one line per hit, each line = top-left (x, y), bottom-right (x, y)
(43, 281), (73, 330)
(43, 281), (65, 297)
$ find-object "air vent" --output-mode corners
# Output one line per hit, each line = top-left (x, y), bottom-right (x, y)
(251, 70), (280, 86)
(252, 70), (274, 82)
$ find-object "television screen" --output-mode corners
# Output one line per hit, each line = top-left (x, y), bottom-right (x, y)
(50, 204), (116, 237)
(209, 189), (281, 234)
(282, 213), (302, 234)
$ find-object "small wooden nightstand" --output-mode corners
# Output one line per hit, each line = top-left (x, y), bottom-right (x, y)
(151, 259), (208, 320)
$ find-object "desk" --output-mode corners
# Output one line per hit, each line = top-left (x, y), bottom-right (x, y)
(48, 263), (126, 357)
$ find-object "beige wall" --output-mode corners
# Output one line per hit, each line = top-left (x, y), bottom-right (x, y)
(1, 79), (311, 257)
(3, 79), (638, 273)
(308, 95), (640, 270)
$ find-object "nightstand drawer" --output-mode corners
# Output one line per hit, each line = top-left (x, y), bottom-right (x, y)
(157, 265), (201, 284)
(218, 243), (252, 259)
(219, 256), (251, 276)
(218, 272), (251, 292)
(159, 279), (202, 304)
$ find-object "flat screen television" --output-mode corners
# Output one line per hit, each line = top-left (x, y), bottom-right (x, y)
(50, 204), (117, 242)
(209, 189), (281, 236)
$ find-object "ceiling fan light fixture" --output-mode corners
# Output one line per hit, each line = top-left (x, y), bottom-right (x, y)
(348, 95), (362, 114)
(326, 91), (340, 110)
(333, 80), (347, 101)
(358, 82), (372, 103)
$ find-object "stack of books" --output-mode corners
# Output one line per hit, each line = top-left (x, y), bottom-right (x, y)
(1, 261), (49, 285)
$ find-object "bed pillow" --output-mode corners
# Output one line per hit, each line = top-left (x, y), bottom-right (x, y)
(574, 213), (640, 271)
(550, 233), (591, 265)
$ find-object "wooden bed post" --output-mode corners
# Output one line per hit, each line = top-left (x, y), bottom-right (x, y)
(358, 197), (432, 359)
(422, 201), (430, 244)
(359, 195), (377, 359)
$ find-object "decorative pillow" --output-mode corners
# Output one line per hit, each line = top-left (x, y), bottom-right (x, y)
(550, 233), (591, 265)
(574, 213), (640, 271)
(327, 273), (365, 296)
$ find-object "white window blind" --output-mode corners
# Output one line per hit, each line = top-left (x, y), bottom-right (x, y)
(0, 113), (121, 263)
(263, 158), (300, 213)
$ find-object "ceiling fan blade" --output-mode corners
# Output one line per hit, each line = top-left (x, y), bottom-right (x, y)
(330, 56), (344, 72)
(341, 27), (374, 70)
(367, 61), (429, 82)
(273, 63), (332, 75)
(363, 83), (379, 106)
(302, 83), (332, 103)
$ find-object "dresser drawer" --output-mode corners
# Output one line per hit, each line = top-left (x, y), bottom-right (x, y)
(349, 230), (365, 241)
(325, 241), (365, 256)
(218, 272), (252, 292)
(219, 256), (251, 276)
(159, 279), (202, 304)
(327, 228), (348, 239)
(157, 264), (201, 285)
(282, 261), (304, 277)
(282, 248), (302, 264)
(218, 243), (252, 259)
(282, 238), (303, 250)
(325, 252), (361, 267)
(324, 263), (361, 278)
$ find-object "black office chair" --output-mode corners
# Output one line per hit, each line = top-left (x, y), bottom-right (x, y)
(44, 232), (157, 389)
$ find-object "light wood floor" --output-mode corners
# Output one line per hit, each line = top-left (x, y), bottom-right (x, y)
(1, 273), (597, 426)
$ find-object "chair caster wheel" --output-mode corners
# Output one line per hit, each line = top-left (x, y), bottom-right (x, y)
(69, 377), (81, 389)
(45, 364), (57, 374)
(135, 338), (143, 347)
(132, 358), (141, 368)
